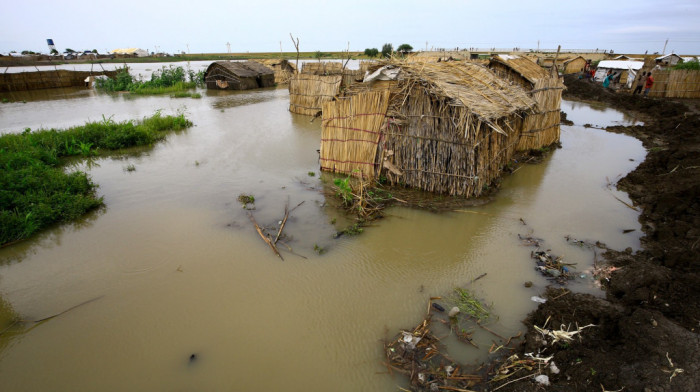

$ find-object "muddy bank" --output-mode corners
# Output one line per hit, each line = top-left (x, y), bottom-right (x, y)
(492, 75), (699, 391)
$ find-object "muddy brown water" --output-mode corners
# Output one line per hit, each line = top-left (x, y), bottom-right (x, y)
(0, 71), (644, 390)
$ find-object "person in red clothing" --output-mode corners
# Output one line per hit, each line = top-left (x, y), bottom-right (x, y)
(644, 73), (654, 96)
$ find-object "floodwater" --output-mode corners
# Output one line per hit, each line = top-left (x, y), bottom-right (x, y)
(0, 69), (644, 391)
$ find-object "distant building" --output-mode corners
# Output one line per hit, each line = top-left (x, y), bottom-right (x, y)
(655, 54), (683, 67)
(110, 48), (149, 57)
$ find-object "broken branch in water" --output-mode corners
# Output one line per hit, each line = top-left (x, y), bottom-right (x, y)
(248, 213), (283, 260)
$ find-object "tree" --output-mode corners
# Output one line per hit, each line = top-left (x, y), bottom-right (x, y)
(92, 49), (98, 53)
(381, 43), (393, 58)
(65, 48), (75, 53)
(397, 44), (413, 55)
(50, 49), (58, 55)
(364, 48), (379, 57)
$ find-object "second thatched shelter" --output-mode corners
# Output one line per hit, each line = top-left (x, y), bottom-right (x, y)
(488, 55), (564, 151)
(252, 59), (296, 84)
(204, 61), (275, 90)
(320, 61), (537, 197)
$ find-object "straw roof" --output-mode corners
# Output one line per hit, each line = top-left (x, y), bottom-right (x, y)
(206, 61), (274, 78)
(489, 55), (549, 84)
(385, 61), (537, 123)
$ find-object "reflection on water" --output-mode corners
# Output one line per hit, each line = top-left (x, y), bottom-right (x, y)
(0, 71), (645, 391)
(562, 100), (643, 127)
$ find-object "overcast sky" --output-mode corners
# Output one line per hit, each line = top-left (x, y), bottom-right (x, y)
(2, 0), (699, 55)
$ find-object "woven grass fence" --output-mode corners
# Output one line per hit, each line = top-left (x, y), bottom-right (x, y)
(0, 69), (120, 92)
(301, 61), (344, 75)
(320, 90), (390, 178)
(648, 69), (700, 98)
(252, 59), (294, 84)
(288, 74), (342, 116)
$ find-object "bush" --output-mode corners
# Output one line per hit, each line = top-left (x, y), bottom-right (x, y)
(381, 43), (393, 58)
(364, 48), (379, 57)
(673, 60), (699, 70)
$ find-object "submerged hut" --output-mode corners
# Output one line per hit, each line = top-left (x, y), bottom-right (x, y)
(204, 61), (275, 90)
(320, 61), (536, 197)
(252, 59), (296, 84)
(488, 55), (564, 151)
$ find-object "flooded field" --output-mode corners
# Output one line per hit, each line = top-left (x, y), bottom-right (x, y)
(0, 71), (645, 390)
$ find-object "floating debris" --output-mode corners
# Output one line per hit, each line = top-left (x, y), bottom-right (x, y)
(384, 317), (485, 391)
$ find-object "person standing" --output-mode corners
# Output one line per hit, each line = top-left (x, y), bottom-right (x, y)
(644, 73), (654, 96)
(633, 72), (647, 94)
(603, 72), (614, 88)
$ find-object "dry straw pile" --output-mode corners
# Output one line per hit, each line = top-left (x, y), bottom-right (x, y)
(488, 55), (564, 151)
(321, 60), (537, 197)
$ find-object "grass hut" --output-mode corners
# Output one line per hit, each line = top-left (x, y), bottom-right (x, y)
(320, 61), (536, 197)
(204, 61), (275, 90)
(488, 55), (564, 151)
(252, 59), (296, 84)
(561, 56), (587, 74)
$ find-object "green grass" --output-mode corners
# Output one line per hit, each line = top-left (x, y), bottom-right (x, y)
(0, 111), (192, 246)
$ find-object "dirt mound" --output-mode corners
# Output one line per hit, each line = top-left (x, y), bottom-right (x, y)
(491, 75), (700, 391)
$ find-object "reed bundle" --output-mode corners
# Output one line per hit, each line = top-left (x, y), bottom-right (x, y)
(322, 60), (536, 197)
(288, 74), (342, 116)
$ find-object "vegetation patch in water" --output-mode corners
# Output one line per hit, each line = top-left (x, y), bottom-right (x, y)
(96, 65), (204, 95)
(0, 111), (193, 246)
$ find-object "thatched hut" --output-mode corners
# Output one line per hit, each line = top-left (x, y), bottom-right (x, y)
(488, 55), (564, 151)
(204, 61), (275, 90)
(561, 56), (587, 74)
(252, 59), (296, 84)
(320, 61), (537, 197)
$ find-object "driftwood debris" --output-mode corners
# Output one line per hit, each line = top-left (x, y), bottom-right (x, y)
(248, 199), (307, 260)
(249, 213), (283, 260)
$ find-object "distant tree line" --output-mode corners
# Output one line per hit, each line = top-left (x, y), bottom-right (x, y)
(363, 43), (413, 58)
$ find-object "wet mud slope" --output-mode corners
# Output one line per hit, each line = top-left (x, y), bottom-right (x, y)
(494, 75), (699, 392)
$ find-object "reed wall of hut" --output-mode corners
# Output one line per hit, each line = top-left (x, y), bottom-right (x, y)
(488, 56), (564, 151)
(647, 69), (700, 98)
(204, 61), (275, 90)
(0, 69), (120, 92)
(288, 74), (342, 116)
(321, 61), (537, 197)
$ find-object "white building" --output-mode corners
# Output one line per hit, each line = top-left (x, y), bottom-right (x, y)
(594, 60), (644, 88)
(110, 48), (149, 57)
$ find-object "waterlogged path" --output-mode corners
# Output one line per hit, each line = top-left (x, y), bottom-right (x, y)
(0, 75), (644, 390)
